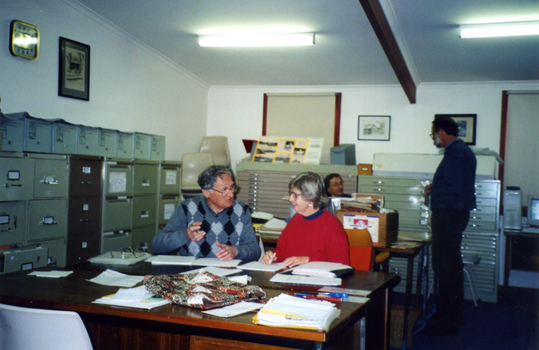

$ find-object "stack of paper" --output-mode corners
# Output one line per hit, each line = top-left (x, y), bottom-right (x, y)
(93, 286), (170, 309)
(238, 261), (285, 272)
(87, 269), (144, 287)
(253, 294), (340, 331)
(89, 252), (152, 265)
(257, 218), (287, 235)
(269, 274), (342, 286)
(291, 261), (353, 278)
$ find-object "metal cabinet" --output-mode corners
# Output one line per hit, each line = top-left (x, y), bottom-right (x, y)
(359, 176), (501, 303)
(236, 161), (358, 218)
(0, 201), (26, 245)
(0, 153), (34, 201)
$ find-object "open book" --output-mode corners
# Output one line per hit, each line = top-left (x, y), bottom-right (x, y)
(290, 261), (354, 278)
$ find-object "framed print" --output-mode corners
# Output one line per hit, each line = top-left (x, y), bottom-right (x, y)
(358, 115), (391, 141)
(59, 37), (90, 101)
(435, 114), (477, 145)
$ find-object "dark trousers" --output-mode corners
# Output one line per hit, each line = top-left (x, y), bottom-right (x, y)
(431, 209), (470, 327)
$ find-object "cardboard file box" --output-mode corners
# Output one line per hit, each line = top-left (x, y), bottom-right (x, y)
(52, 120), (78, 154)
(337, 210), (398, 248)
(117, 132), (134, 159)
(357, 164), (373, 176)
(77, 125), (99, 156)
(98, 128), (118, 157)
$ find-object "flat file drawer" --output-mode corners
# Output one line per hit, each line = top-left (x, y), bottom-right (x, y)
(132, 195), (157, 228)
(0, 201), (26, 245)
(103, 197), (133, 231)
(27, 199), (68, 241)
(0, 157), (34, 201)
(32, 156), (69, 199)
(103, 161), (134, 197)
(133, 162), (159, 195)
(69, 157), (103, 197)
(68, 196), (102, 235)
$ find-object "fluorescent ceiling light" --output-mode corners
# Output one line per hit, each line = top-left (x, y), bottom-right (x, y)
(460, 21), (539, 38)
(198, 33), (314, 47)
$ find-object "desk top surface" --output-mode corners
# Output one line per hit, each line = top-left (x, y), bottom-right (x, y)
(0, 264), (399, 343)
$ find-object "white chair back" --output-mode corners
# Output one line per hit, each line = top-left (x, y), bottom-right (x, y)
(199, 136), (230, 167)
(0, 303), (93, 350)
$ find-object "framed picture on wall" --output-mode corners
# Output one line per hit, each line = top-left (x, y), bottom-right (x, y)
(435, 114), (477, 145)
(58, 37), (90, 101)
(358, 115), (391, 141)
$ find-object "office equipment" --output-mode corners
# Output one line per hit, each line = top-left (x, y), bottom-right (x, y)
(0, 303), (93, 350)
(503, 188), (522, 230)
(330, 143), (356, 165)
(527, 195), (539, 228)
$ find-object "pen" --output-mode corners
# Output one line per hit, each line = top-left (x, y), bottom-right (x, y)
(295, 293), (342, 302)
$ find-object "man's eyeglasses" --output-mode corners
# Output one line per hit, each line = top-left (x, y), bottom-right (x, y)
(109, 246), (147, 259)
(329, 181), (344, 187)
(212, 186), (236, 195)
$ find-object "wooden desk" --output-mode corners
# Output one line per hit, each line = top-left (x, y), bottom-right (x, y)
(0, 265), (399, 350)
(375, 241), (429, 350)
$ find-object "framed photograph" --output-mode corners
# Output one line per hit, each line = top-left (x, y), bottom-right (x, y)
(358, 115), (391, 141)
(435, 114), (477, 145)
(58, 37), (90, 101)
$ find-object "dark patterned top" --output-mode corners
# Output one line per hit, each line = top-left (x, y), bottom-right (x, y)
(143, 270), (266, 309)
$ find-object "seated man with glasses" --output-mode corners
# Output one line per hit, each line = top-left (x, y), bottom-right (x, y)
(324, 173), (351, 198)
(152, 165), (260, 262)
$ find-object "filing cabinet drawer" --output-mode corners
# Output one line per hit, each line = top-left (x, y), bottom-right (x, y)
(27, 199), (68, 241)
(0, 201), (26, 245)
(33, 156), (69, 199)
(102, 231), (131, 253)
(133, 162), (159, 195)
(132, 195), (157, 228)
(69, 157), (103, 196)
(0, 157), (34, 201)
(68, 196), (102, 235)
(132, 225), (157, 252)
(159, 162), (182, 195)
(104, 161), (134, 196)
(2, 246), (48, 273)
(158, 195), (180, 225)
(103, 197), (133, 231)
(39, 237), (66, 267)
(66, 233), (101, 266)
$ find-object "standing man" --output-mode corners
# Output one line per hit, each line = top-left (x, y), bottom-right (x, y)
(152, 165), (260, 263)
(423, 117), (476, 336)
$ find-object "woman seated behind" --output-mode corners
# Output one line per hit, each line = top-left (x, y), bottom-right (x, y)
(261, 172), (350, 268)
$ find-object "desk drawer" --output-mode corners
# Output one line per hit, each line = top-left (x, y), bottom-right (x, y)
(27, 199), (68, 241)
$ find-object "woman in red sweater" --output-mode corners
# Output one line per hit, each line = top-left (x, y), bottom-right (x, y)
(261, 172), (350, 268)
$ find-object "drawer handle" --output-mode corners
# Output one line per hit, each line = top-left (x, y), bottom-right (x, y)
(41, 216), (58, 225)
(81, 181), (93, 185)
(3, 183), (23, 187)
(373, 188), (384, 192)
(40, 175), (59, 185)
(79, 219), (90, 222)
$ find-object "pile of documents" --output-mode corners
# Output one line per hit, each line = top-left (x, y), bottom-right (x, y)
(340, 197), (380, 213)
(257, 217), (287, 236)
(93, 286), (170, 309)
(253, 294), (339, 331)
(291, 262), (353, 278)
(145, 256), (242, 267)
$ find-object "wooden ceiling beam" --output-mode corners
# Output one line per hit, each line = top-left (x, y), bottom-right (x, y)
(359, 0), (416, 104)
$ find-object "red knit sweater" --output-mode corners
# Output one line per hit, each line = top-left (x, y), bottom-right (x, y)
(274, 209), (350, 265)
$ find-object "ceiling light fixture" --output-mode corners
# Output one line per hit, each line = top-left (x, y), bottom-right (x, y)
(198, 33), (314, 47)
(460, 21), (539, 38)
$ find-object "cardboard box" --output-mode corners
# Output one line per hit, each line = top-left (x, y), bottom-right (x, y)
(357, 164), (372, 176)
(337, 210), (398, 248)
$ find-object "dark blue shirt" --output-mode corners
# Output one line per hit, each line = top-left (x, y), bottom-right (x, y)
(431, 138), (477, 211)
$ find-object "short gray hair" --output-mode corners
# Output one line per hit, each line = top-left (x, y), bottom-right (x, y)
(197, 165), (235, 190)
(288, 172), (329, 210)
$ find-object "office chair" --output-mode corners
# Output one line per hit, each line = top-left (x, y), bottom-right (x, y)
(181, 152), (213, 199)
(345, 228), (390, 272)
(0, 303), (93, 350)
(199, 136), (230, 167)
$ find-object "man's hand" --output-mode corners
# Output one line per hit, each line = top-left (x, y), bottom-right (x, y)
(215, 242), (238, 261)
(423, 184), (432, 198)
(185, 222), (206, 242)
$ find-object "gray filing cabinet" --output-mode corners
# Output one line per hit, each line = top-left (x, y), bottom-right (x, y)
(236, 161), (357, 218)
(358, 176), (501, 303)
(131, 160), (159, 250)
(156, 161), (182, 248)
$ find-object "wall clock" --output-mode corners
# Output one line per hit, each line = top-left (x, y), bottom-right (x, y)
(9, 20), (40, 60)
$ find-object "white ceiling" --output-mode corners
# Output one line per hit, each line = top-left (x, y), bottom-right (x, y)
(76, 0), (539, 89)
